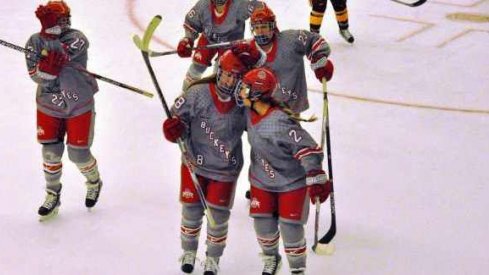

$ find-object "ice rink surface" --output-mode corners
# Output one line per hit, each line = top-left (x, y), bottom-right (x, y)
(0, 1), (488, 274)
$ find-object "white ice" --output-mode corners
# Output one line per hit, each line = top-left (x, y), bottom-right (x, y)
(0, 0), (488, 274)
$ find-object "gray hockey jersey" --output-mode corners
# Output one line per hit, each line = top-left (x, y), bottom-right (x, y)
(252, 30), (331, 113)
(246, 108), (323, 192)
(25, 29), (98, 118)
(183, 0), (260, 43)
(171, 82), (246, 182)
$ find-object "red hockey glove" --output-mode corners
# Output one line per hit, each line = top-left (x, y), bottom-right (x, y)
(162, 117), (185, 143)
(311, 56), (334, 82)
(35, 5), (61, 39)
(38, 50), (68, 77)
(177, 38), (194, 58)
(231, 41), (262, 68)
(306, 169), (332, 204)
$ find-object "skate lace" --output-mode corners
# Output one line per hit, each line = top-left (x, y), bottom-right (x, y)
(179, 251), (197, 266)
(202, 257), (219, 273)
(86, 182), (100, 200)
(42, 191), (58, 209)
(261, 254), (279, 273)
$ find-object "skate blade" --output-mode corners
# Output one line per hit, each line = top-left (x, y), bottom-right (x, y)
(38, 207), (59, 222)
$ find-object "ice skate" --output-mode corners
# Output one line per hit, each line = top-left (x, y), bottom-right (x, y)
(291, 267), (306, 275)
(339, 29), (354, 43)
(179, 250), (197, 273)
(85, 179), (103, 209)
(38, 189), (61, 221)
(261, 253), (282, 275)
(203, 256), (219, 275)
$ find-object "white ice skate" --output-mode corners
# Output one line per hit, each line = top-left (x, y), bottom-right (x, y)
(261, 253), (282, 275)
(38, 189), (61, 222)
(85, 179), (103, 209)
(179, 250), (197, 273)
(203, 256), (219, 275)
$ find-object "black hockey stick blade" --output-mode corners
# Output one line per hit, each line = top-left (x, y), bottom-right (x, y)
(390, 0), (427, 7)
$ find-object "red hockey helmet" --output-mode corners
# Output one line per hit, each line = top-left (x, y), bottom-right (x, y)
(250, 3), (277, 45)
(38, 1), (71, 33)
(218, 50), (247, 75)
(216, 50), (246, 96)
(241, 67), (277, 101)
(44, 1), (71, 17)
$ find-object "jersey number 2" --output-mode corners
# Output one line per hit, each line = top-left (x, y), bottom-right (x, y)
(288, 129), (303, 143)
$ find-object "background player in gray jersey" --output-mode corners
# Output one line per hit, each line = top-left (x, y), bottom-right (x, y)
(235, 67), (332, 275)
(176, 0), (261, 91)
(309, 0), (355, 43)
(25, 1), (102, 220)
(162, 50), (247, 275)
(231, 2), (334, 114)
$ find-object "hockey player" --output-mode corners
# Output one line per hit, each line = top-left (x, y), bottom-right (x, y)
(235, 67), (332, 275)
(176, 0), (262, 91)
(25, 1), (102, 220)
(231, 2), (334, 114)
(162, 50), (247, 275)
(309, 0), (355, 43)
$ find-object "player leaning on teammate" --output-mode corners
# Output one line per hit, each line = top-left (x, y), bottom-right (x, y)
(309, 0), (354, 43)
(176, 0), (262, 91)
(25, 1), (103, 221)
(235, 67), (332, 275)
(230, 2), (334, 114)
(162, 50), (248, 275)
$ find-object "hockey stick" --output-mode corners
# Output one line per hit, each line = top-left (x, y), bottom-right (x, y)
(0, 38), (154, 98)
(134, 40), (241, 57)
(312, 78), (336, 255)
(390, 0), (427, 7)
(133, 15), (216, 227)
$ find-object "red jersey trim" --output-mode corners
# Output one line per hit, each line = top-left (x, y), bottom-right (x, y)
(250, 106), (276, 125)
(252, 38), (278, 63)
(211, 1), (231, 25)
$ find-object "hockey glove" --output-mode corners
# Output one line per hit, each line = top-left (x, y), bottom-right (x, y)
(306, 169), (332, 204)
(231, 41), (263, 68)
(162, 117), (185, 143)
(38, 50), (68, 78)
(35, 5), (61, 39)
(311, 56), (334, 82)
(177, 37), (194, 58)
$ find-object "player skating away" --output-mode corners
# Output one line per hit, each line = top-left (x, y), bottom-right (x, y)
(25, 1), (102, 221)
(231, 2), (334, 114)
(235, 68), (332, 275)
(162, 51), (247, 275)
(177, 0), (262, 91)
(309, 0), (354, 43)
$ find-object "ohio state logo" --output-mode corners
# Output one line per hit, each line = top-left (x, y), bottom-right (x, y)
(194, 52), (203, 61)
(37, 126), (45, 136)
(250, 197), (261, 209)
(182, 188), (194, 199)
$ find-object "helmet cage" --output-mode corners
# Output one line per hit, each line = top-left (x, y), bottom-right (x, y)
(251, 21), (275, 45)
(216, 66), (242, 97)
(57, 15), (71, 31)
(211, 0), (228, 6)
